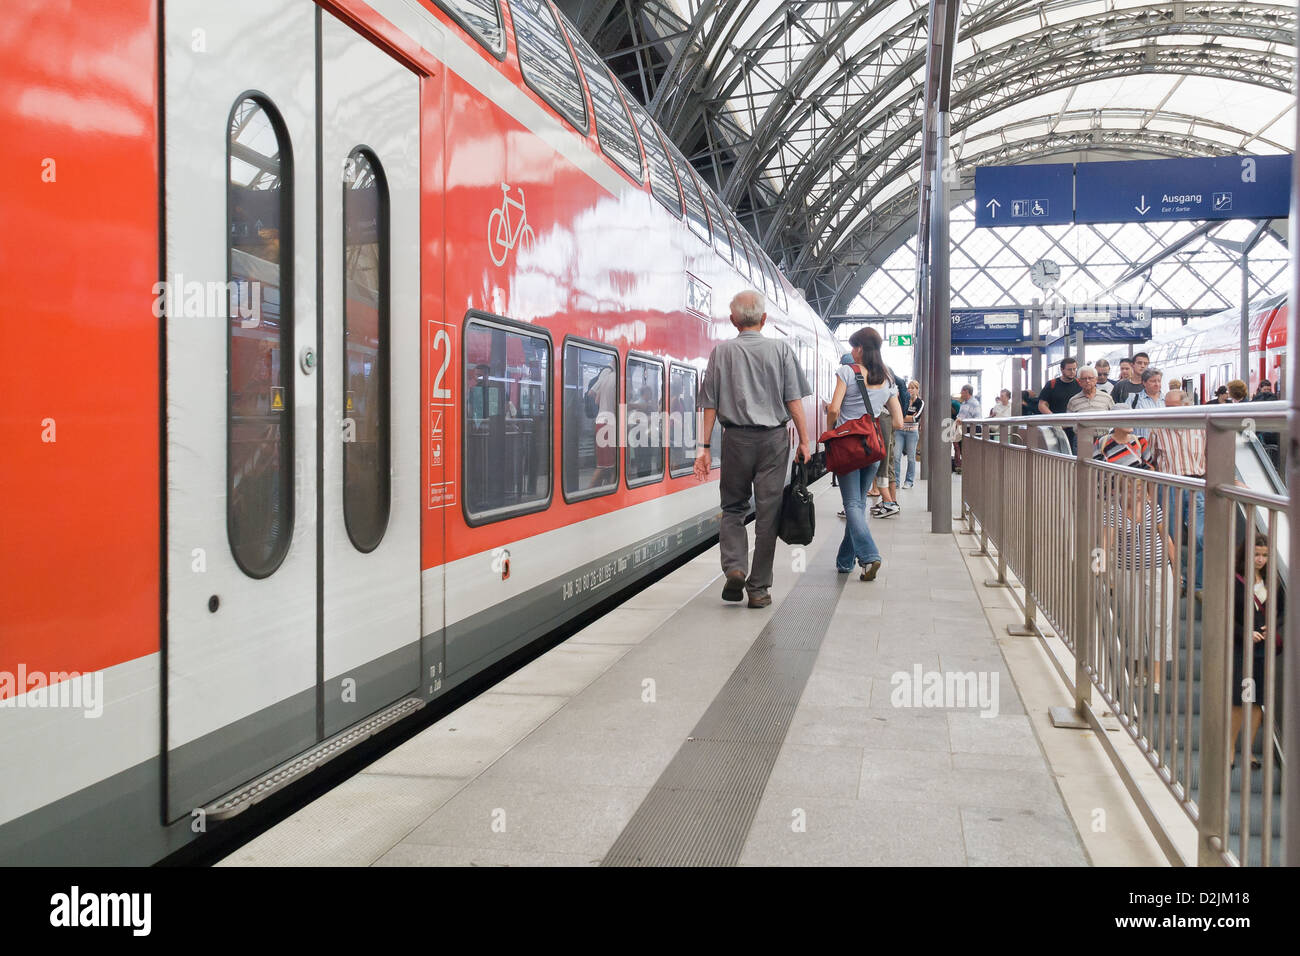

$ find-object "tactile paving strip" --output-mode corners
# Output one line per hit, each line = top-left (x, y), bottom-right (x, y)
(601, 577), (845, 866)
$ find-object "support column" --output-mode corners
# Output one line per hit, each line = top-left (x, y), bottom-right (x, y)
(1285, 33), (1300, 866)
(1199, 422), (1238, 865)
(1241, 245), (1251, 385)
(927, 111), (953, 534)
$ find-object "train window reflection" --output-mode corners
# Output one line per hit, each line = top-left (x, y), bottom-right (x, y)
(563, 341), (618, 500)
(629, 100), (682, 218)
(668, 365), (697, 477)
(464, 317), (552, 522)
(511, 0), (587, 133)
(668, 146), (710, 244)
(434, 0), (505, 55)
(227, 96), (294, 579)
(625, 356), (665, 485)
(342, 149), (390, 553)
(568, 30), (643, 182)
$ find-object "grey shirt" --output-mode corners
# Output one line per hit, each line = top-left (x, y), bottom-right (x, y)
(700, 329), (812, 427)
(836, 364), (897, 425)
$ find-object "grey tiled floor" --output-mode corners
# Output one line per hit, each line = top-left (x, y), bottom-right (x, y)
(221, 479), (1087, 867)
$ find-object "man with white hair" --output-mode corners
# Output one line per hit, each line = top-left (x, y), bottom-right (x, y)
(697, 290), (812, 609)
(1066, 366), (1114, 414)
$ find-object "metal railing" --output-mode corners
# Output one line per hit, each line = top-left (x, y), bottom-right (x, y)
(959, 403), (1291, 866)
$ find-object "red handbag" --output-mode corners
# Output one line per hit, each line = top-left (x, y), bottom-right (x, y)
(818, 369), (888, 475)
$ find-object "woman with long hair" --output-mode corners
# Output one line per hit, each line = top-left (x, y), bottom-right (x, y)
(896, 380), (923, 489)
(1231, 533), (1285, 768)
(825, 327), (904, 580)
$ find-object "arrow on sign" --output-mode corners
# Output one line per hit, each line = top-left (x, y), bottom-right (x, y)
(1134, 195), (1150, 215)
(985, 198), (1001, 218)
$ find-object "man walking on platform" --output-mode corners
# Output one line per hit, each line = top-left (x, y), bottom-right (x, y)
(696, 290), (812, 609)
(1111, 352), (1148, 406)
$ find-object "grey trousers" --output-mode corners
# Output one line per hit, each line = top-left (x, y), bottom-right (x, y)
(719, 426), (789, 595)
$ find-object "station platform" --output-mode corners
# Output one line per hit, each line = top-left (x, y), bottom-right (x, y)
(219, 478), (1166, 867)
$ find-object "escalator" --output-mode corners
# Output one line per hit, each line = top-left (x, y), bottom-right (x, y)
(1177, 432), (1286, 865)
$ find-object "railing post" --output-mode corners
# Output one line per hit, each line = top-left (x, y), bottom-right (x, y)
(1008, 424), (1039, 637)
(1197, 421), (1237, 866)
(1072, 425), (1094, 717)
(970, 424), (989, 552)
(985, 423), (1009, 587)
(957, 422), (977, 536)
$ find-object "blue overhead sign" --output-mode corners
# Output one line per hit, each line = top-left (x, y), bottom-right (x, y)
(951, 308), (1025, 344)
(1067, 305), (1152, 343)
(953, 344), (1030, 356)
(975, 164), (1074, 227)
(976, 155), (1291, 227)
(1075, 155), (1290, 224)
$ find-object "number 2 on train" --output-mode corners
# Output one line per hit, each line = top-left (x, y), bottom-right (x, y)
(432, 328), (452, 400)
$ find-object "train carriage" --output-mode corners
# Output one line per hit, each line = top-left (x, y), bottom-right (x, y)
(0, 0), (838, 863)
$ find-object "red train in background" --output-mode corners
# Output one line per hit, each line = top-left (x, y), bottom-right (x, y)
(1097, 293), (1289, 402)
(0, 0), (839, 864)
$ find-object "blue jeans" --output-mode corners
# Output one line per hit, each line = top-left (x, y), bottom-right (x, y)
(895, 429), (919, 485)
(837, 462), (883, 571)
(1180, 488), (1205, 589)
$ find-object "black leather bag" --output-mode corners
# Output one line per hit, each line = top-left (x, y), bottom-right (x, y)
(778, 460), (816, 546)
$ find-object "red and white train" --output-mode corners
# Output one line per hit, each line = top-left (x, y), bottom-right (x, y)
(1097, 293), (1289, 402)
(0, 0), (840, 863)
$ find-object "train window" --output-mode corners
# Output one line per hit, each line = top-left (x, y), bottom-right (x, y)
(628, 100), (681, 217)
(510, 0), (587, 133)
(463, 316), (552, 523)
(562, 340), (618, 500)
(749, 243), (767, 294)
(342, 148), (391, 553)
(625, 356), (665, 485)
(568, 33), (643, 182)
(729, 213), (752, 278)
(668, 365), (697, 477)
(668, 146), (711, 243)
(227, 96), (294, 579)
(433, 0), (505, 56)
(701, 187), (734, 263)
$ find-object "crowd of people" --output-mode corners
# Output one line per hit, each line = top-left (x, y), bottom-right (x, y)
(952, 352), (1281, 769)
(695, 299), (1279, 768)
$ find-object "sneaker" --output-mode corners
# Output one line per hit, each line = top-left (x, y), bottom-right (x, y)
(903, 481), (914, 489)
(870, 503), (885, 517)
(860, 560), (882, 581)
(877, 502), (901, 518)
(721, 571), (746, 602)
(837, 510), (846, 519)
(747, 592), (772, 609)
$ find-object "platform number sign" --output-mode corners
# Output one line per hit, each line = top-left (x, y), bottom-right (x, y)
(428, 320), (457, 509)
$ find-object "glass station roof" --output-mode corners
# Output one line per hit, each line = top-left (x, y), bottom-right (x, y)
(630, 0), (1295, 315)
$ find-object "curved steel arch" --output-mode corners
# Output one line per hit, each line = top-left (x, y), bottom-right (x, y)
(811, 128), (1265, 315)
(720, 2), (1293, 213)
(764, 5), (1295, 253)
(788, 42), (1294, 275)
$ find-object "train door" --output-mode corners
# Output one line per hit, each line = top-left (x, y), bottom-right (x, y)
(162, 0), (427, 819)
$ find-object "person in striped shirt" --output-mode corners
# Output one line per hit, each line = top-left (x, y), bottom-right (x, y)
(1102, 477), (1177, 694)
(1094, 423), (1153, 469)
(1147, 389), (1206, 595)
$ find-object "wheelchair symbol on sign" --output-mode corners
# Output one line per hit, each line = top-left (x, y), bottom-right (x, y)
(1031, 200), (1047, 216)
(488, 183), (536, 267)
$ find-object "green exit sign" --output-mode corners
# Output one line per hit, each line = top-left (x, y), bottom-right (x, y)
(889, 334), (914, 346)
